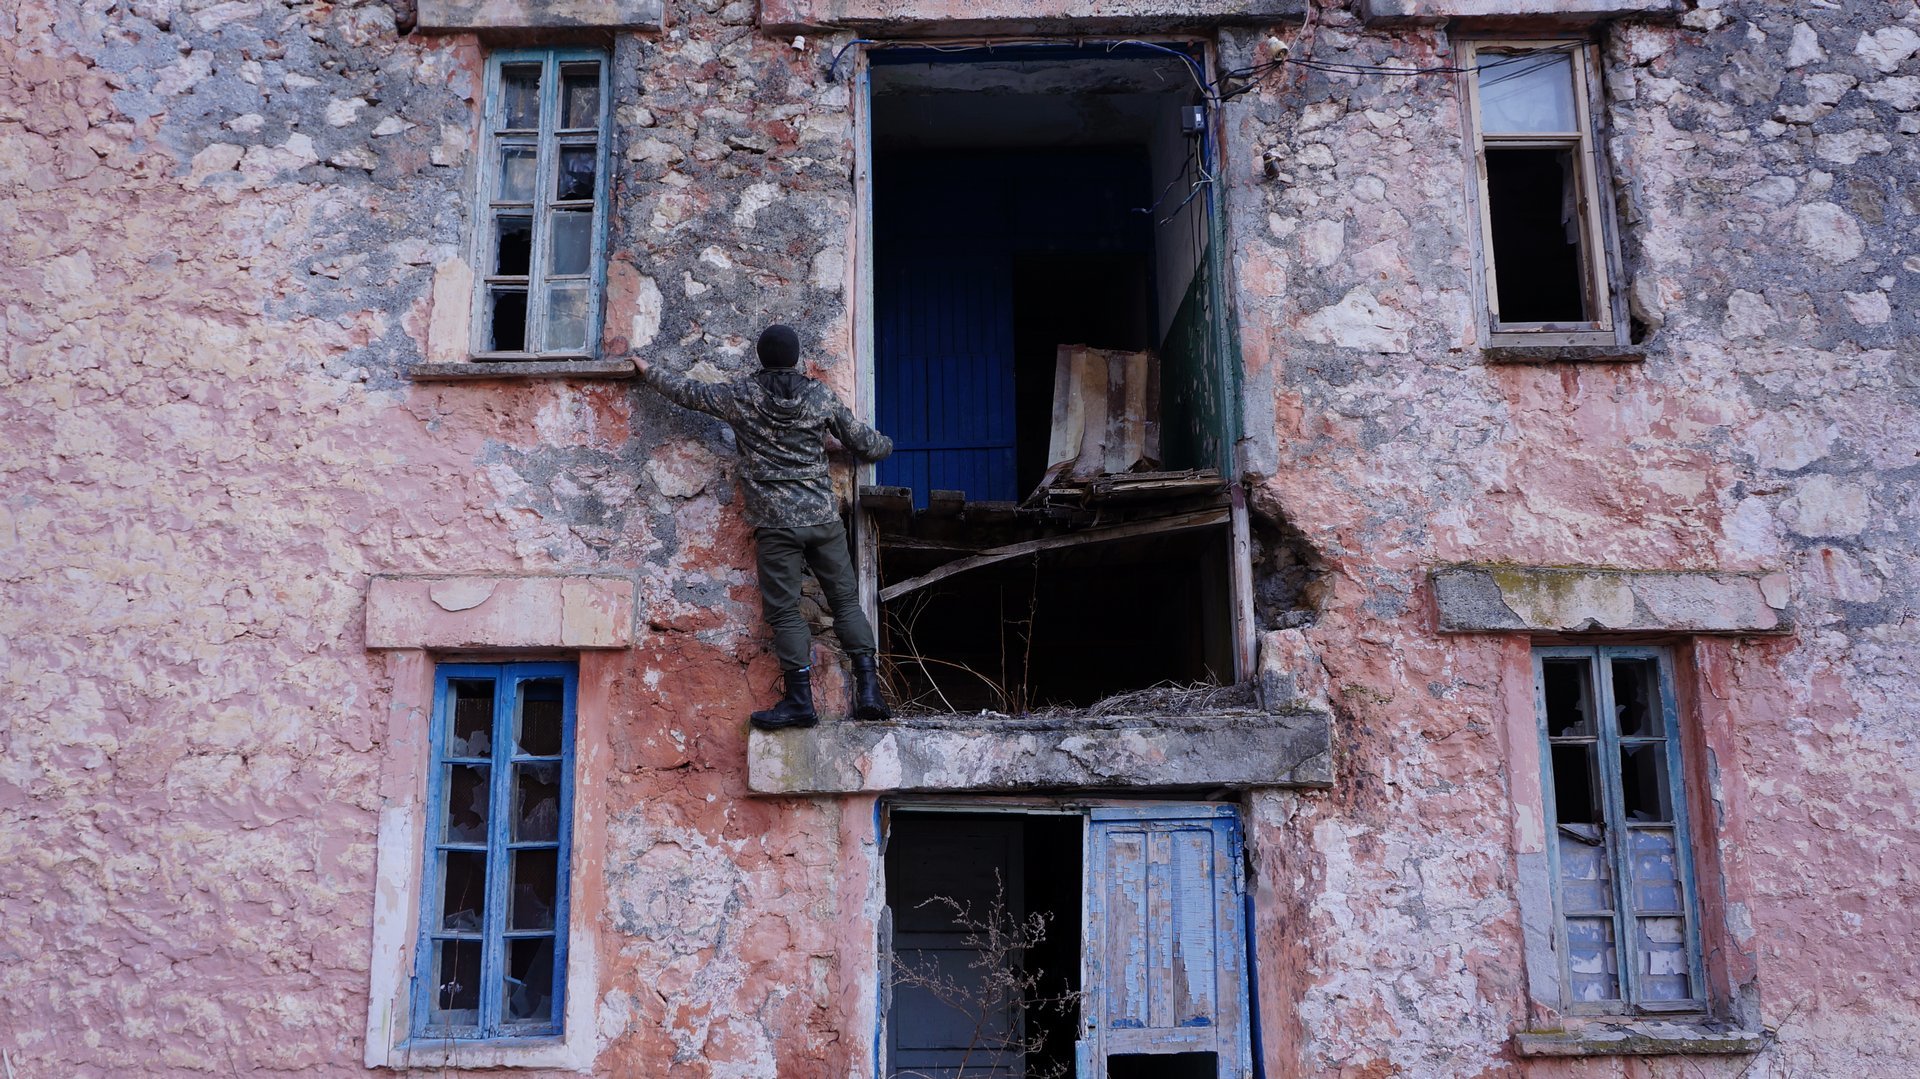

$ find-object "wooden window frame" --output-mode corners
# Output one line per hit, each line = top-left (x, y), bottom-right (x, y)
(1533, 646), (1707, 1017)
(409, 661), (578, 1043)
(1461, 39), (1628, 348)
(470, 48), (612, 362)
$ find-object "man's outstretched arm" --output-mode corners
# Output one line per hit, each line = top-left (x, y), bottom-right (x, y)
(825, 398), (893, 463)
(627, 349), (735, 420)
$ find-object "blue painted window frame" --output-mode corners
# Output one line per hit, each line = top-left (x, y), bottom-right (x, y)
(471, 47), (612, 359)
(411, 661), (578, 1042)
(1534, 646), (1706, 1015)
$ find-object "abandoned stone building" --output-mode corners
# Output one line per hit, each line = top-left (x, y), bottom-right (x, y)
(5, 0), (1920, 1074)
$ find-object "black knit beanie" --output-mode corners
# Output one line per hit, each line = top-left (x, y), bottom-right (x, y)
(757, 324), (800, 369)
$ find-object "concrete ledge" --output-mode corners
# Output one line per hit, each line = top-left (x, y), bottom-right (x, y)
(747, 709), (1333, 794)
(760, 0), (1306, 32)
(416, 0), (663, 31)
(407, 359), (636, 380)
(1431, 565), (1791, 635)
(1359, 0), (1678, 23)
(366, 575), (635, 650)
(1516, 1024), (1765, 1057)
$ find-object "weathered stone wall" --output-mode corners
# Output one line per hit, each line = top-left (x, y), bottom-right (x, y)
(1, 0), (1914, 1076)
(1225, 0), (1919, 1074)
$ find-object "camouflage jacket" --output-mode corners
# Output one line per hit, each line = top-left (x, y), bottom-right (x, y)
(641, 364), (893, 528)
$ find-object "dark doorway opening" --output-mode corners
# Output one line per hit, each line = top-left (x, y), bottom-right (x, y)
(1109, 1052), (1219, 1078)
(886, 812), (1084, 1079)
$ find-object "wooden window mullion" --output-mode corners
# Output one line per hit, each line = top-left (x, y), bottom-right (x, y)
(1591, 648), (1640, 1007)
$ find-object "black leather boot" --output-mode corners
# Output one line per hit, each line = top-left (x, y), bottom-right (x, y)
(850, 654), (890, 721)
(750, 668), (817, 730)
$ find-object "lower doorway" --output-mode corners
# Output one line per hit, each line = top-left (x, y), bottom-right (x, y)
(882, 804), (1253, 1079)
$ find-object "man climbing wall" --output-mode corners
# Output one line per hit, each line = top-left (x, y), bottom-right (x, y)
(629, 324), (894, 729)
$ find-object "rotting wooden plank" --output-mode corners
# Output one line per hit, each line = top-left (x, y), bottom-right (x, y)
(876, 508), (1229, 604)
(1229, 486), (1257, 682)
(966, 500), (1018, 525)
(857, 484), (913, 516)
(926, 489), (965, 517)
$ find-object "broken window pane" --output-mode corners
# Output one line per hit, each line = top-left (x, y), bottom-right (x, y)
(1542, 658), (1594, 737)
(513, 761), (562, 843)
(1620, 744), (1673, 822)
(549, 210), (592, 276)
(1637, 916), (1692, 1001)
(555, 144), (596, 202)
(430, 938), (483, 1024)
(489, 288), (528, 352)
(1611, 658), (1663, 737)
(498, 144), (537, 203)
(1565, 916), (1620, 1002)
(1551, 743), (1600, 825)
(439, 849), (488, 933)
(560, 63), (600, 129)
(449, 679), (493, 757)
(516, 679), (564, 756)
(1478, 51), (1577, 133)
(510, 847), (559, 930)
(1486, 146), (1587, 324)
(500, 64), (542, 131)
(494, 214), (533, 277)
(503, 936), (556, 1024)
(543, 284), (590, 352)
(443, 764), (491, 844)
(1629, 828), (1683, 912)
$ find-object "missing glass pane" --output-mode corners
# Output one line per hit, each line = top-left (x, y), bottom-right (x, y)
(549, 210), (592, 276)
(516, 680), (564, 756)
(1542, 658), (1594, 737)
(1485, 147), (1588, 324)
(431, 938), (483, 1023)
(440, 849), (488, 932)
(555, 145), (596, 201)
(494, 214), (532, 277)
(449, 680), (493, 757)
(504, 936), (557, 1024)
(544, 284), (590, 352)
(444, 764), (491, 843)
(510, 847), (559, 930)
(499, 144), (537, 203)
(500, 64), (542, 131)
(1612, 659), (1663, 737)
(489, 288), (527, 352)
(1620, 744), (1673, 822)
(560, 63), (601, 129)
(514, 762), (562, 843)
(1550, 743), (1600, 825)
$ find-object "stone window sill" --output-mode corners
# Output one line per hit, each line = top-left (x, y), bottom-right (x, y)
(747, 708), (1333, 794)
(406, 359), (636, 381)
(1516, 1023), (1766, 1058)
(1483, 343), (1646, 364)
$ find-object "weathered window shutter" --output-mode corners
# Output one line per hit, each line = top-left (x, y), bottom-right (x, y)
(1081, 804), (1252, 1078)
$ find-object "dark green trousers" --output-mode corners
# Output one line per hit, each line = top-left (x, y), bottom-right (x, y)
(755, 520), (876, 671)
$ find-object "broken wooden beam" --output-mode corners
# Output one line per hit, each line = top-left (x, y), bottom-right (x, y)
(926, 489), (966, 517)
(877, 508), (1230, 604)
(857, 484), (913, 516)
(965, 500), (1018, 525)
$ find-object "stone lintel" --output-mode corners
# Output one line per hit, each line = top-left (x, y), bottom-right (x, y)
(759, 0), (1306, 33)
(747, 710), (1333, 794)
(415, 0), (663, 32)
(1431, 565), (1791, 635)
(366, 574), (635, 650)
(1357, 0), (1678, 24)
(1516, 1025), (1765, 1057)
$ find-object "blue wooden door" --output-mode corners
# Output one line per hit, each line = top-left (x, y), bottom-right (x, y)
(1080, 804), (1252, 1078)
(876, 252), (1017, 505)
